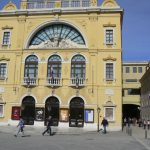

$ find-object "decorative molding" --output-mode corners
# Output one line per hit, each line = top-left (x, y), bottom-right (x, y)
(78, 20), (87, 29)
(101, 0), (120, 8)
(3, 1), (17, 11)
(103, 22), (116, 27)
(2, 25), (13, 30)
(103, 55), (116, 61)
(17, 16), (26, 23)
(0, 56), (10, 61)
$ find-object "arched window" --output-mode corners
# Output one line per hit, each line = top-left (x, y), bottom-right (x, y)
(47, 55), (61, 78)
(28, 23), (86, 49)
(24, 55), (38, 78)
(71, 55), (86, 78)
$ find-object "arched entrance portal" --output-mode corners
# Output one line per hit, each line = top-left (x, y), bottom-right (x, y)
(45, 96), (59, 126)
(69, 97), (84, 127)
(123, 104), (140, 121)
(21, 96), (35, 125)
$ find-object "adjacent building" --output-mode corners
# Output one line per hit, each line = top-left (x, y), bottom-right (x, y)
(140, 63), (150, 121)
(0, 0), (123, 131)
(122, 61), (148, 120)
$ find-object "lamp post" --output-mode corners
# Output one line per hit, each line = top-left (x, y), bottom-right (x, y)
(97, 107), (101, 132)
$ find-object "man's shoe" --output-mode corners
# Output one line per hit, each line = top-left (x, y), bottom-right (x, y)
(14, 135), (17, 137)
(42, 133), (44, 136)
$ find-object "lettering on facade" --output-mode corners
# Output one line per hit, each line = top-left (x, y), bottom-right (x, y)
(89, 16), (98, 22)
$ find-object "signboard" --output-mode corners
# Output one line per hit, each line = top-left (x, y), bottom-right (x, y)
(85, 109), (94, 123)
(59, 108), (69, 122)
(11, 106), (20, 120)
(35, 107), (44, 121)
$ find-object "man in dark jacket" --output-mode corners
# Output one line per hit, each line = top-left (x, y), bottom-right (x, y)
(42, 116), (52, 136)
(101, 117), (109, 134)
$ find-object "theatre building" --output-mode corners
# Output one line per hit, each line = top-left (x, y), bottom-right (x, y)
(0, 0), (123, 131)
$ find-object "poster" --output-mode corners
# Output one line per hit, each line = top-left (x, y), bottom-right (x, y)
(11, 106), (20, 120)
(85, 109), (94, 123)
(35, 107), (44, 121)
(59, 108), (69, 122)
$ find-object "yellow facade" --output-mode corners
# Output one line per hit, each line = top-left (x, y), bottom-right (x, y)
(0, 0), (123, 131)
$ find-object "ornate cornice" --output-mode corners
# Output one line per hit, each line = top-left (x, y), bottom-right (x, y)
(103, 55), (117, 61)
(2, 25), (13, 30)
(0, 56), (10, 61)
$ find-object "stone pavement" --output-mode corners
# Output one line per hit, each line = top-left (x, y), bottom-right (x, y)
(123, 125), (150, 150)
(0, 124), (150, 149)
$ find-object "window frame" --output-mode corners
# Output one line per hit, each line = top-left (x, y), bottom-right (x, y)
(24, 55), (38, 78)
(104, 107), (115, 122)
(125, 67), (130, 73)
(104, 28), (114, 45)
(2, 30), (11, 46)
(133, 67), (137, 73)
(71, 55), (86, 78)
(0, 62), (7, 80)
(105, 62), (115, 81)
(47, 55), (62, 78)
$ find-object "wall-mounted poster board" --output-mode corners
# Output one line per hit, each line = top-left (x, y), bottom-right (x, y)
(35, 107), (44, 121)
(11, 106), (20, 120)
(85, 109), (94, 123)
(59, 108), (69, 122)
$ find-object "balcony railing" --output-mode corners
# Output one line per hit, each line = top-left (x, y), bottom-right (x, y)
(25, 0), (91, 9)
(46, 77), (61, 86)
(23, 77), (37, 86)
(71, 77), (85, 87)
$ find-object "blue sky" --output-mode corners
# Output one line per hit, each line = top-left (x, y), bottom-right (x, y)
(0, 0), (150, 61)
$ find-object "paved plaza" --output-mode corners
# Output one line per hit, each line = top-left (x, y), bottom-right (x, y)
(0, 125), (150, 150)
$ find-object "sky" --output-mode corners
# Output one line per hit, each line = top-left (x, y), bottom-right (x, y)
(0, 0), (150, 61)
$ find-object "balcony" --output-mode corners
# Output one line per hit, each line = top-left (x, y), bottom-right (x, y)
(70, 77), (85, 87)
(23, 77), (37, 86)
(22, 0), (92, 9)
(46, 77), (61, 87)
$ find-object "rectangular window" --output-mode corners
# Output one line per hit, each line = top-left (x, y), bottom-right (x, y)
(105, 29), (113, 44)
(106, 63), (114, 80)
(125, 67), (130, 73)
(128, 89), (141, 95)
(0, 63), (6, 79)
(138, 67), (142, 73)
(133, 67), (137, 73)
(105, 107), (114, 121)
(2, 31), (10, 45)
(0, 104), (4, 117)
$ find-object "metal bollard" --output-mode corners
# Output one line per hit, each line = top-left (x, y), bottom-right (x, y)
(145, 129), (147, 139)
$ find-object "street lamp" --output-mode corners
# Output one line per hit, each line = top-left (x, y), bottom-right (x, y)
(97, 107), (101, 132)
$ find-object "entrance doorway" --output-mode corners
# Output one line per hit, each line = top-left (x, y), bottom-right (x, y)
(69, 97), (84, 127)
(21, 96), (35, 125)
(45, 96), (59, 126)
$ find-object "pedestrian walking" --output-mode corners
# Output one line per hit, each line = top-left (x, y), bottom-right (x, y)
(42, 116), (53, 136)
(101, 117), (109, 134)
(14, 116), (25, 137)
(147, 120), (150, 130)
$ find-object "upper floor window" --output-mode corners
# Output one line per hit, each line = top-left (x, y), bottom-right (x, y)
(71, 55), (86, 78)
(138, 67), (142, 73)
(125, 67), (130, 73)
(133, 67), (137, 73)
(24, 55), (38, 78)
(105, 29), (113, 45)
(2, 31), (11, 45)
(0, 63), (7, 79)
(47, 55), (62, 78)
(106, 63), (114, 80)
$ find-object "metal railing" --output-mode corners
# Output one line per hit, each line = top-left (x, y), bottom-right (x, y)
(26, 0), (91, 9)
